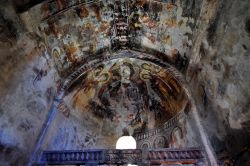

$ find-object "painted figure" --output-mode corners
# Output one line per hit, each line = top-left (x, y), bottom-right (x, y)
(52, 48), (64, 70)
(76, 5), (89, 19)
(170, 127), (183, 148)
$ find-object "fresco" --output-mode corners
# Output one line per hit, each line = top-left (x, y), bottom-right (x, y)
(28, 0), (115, 76)
(63, 58), (188, 135)
(170, 126), (184, 148)
(11, 0), (194, 151)
(128, 0), (193, 55)
(25, 0), (193, 76)
(134, 110), (186, 149)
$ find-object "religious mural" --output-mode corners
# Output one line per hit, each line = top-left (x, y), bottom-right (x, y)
(16, 0), (192, 151)
(63, 58), (188, 137)
(26, 0), (193, 76)
(31, 0), (115, 76)
(170, 126), (184, 148)
(128, 0), (193, 55)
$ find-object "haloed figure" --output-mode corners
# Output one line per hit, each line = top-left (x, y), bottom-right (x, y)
(52, 48), (64, 70)
(120, 62), (134, 84)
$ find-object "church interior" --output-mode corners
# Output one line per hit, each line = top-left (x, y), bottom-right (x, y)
(0, 0), (250, 165)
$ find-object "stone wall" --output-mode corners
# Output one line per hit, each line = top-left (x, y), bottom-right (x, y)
(0, 3), (58, 165)
(188, 0), (250, 165)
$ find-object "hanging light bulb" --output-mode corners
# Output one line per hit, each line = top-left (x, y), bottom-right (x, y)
(116, 136), (136, 149)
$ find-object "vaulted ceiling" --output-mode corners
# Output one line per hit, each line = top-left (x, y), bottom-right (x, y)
(1, 0), (250, 165)
(22, 0), (196, 76)
(19, 0), (195, 129)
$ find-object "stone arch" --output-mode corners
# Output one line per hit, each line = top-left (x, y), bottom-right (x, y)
(140, 141), (151, 149)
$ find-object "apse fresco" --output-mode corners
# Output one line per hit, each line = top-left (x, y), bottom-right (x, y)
(63, 58), (188, 135)
(26, 0), (193, 76)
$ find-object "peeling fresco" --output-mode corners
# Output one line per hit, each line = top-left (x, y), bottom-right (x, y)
(128, 0), (193, 55)
(25, 0), (193, 76)
(1, 0), (250, 165)
(63, 58), (188, 135)
(0, 1), (198, 165)
(134, 111), (187, 149)
(33, 0), (114, 76)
